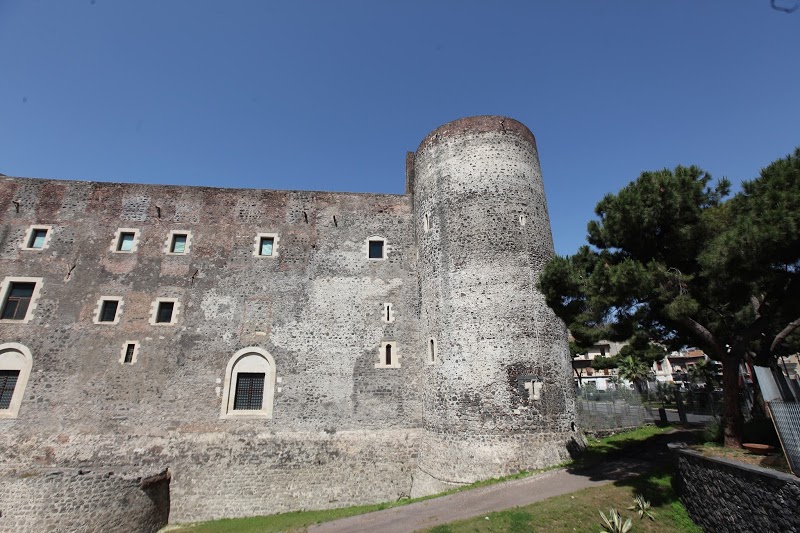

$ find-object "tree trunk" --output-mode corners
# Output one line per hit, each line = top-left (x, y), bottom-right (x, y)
(722, 355), (744, 448)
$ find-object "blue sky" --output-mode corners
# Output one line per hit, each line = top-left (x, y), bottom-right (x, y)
(1, 1), (798, 255)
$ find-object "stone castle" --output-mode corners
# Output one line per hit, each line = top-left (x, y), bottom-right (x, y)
(0, 116), (577, 531)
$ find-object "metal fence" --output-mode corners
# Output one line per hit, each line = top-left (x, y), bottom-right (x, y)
(577, 388), (655, 433)
(768, 400), (800, 476)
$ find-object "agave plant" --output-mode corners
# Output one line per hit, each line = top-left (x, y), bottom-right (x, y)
(627, 494), (655, 521)
(599, 508), (632, 533)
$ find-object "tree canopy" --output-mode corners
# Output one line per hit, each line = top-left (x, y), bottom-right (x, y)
(540, 149), (800, 447)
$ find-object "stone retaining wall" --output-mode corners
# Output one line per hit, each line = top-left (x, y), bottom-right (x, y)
(0, 467), (170, 533)
(673, 445), (800, 533)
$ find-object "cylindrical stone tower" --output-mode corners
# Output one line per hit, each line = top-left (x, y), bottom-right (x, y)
(411, 116), (577, 496)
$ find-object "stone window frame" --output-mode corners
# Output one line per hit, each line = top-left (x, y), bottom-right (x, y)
(375, 341), (400, 369)
(21, 224), (53, 251)
(253, 232), (280, 258)
(427, 337), (437, 365)
(366, 235), (388, 260)
(0, 342), (33, 419)
(119, 341), (140, 364)
(0, 276), (44, 324)
(220, 346), (277, 419)
(423, 213), (431, 233)
(164, 230), (193, 255)
(110, 228), (141, 254)
(148, 297), (181, 326)
(93, 296), (124, 325)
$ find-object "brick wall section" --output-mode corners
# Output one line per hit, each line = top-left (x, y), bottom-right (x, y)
(0, 467), (170, 533)
(673, 446), (800, 533)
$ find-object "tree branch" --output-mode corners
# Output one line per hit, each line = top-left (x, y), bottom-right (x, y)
(678, 316), (725, 359)
(771, 317), (800, 353)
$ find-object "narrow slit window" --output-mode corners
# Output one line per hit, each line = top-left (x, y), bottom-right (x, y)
(259, 237), (274, 256)
(170, 234), (187, 254)
(99, 300), (119, 323)
(385, 344), (392, 366)
(28, 229), (48, 249)
(233, 372), (265, 410)
(368, 240), (384, 259)
(429, 339), (436, 363)
(423, 214), (430, 232)
(117, 232), (136, 252)
(2, 283), (35, 321)
(123, 343), (136, 364)
(386, 305), (391, 321)
(156, 302), (175, 323)
(0, 370), (20, 409)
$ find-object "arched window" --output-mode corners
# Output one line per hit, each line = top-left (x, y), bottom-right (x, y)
(220, 347), (276, 419)
(0, 343), (33, 419)
(375, 341), (399, 368)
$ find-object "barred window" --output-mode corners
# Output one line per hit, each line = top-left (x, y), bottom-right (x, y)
(0, 370), (19, 410)
(233, 372), (265, 411)
(124, 343), (135, 364)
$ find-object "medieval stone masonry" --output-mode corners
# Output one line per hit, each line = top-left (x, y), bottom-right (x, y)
(0, 116), (577, 530)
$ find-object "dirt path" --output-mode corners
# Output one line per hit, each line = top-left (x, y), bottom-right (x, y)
(309, 429), (698, 533)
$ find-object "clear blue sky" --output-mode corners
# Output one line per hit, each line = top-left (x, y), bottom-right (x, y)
(1, 1), (798, 255)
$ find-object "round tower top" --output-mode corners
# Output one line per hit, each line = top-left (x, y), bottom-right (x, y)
(416, 115), (537, 155)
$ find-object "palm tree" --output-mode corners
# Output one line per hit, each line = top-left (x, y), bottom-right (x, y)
(616, 355), (651, 393)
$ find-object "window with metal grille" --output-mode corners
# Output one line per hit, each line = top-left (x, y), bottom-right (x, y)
(368, 240), (384, 259)
(0, 370), (19, 409)
(28, 229), (48, 249)
(233, 372), (265, 410)
(2, 282), (35, 320)
(117, 232), (136, 251)
(259, 237), (274, 256)
(123, 343), (135, 364)
(99, 300), (119, 322)
(156, 302), (174, 323)
(171, 234), (187, 254)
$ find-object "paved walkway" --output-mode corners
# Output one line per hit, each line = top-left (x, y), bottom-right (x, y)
(310, 429), (697, 533)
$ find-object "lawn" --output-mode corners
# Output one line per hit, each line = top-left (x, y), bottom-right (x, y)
(164, 425), (690, 533)
(422, 469), (700, 533)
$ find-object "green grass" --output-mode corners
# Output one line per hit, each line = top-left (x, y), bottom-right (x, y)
(419, 469), (701, 533)
(165, 425), (681, 533)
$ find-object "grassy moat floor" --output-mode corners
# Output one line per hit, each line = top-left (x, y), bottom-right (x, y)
(165, 425), (701, 533)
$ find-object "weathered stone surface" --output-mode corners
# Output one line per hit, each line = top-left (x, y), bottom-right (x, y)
(0, 467), (170, 533)
(673, 446), (800, 533)
(0, 116), (576, 526)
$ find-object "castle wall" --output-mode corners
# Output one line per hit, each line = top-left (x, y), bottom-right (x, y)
(412, 116), (576, 492)
(0, 468), (170, 533)
(0, 177), (421, 521)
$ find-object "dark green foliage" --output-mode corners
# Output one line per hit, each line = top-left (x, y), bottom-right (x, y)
(540, 150), (800, 446)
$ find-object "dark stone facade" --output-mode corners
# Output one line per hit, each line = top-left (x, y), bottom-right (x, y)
(673, 445), (800, 533)
(0, 116), (576, 525)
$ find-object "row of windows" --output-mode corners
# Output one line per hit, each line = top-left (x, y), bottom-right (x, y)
(19, 225), (391, 260)
(0, 278), (179, 326)
(0, 343), (275, 419)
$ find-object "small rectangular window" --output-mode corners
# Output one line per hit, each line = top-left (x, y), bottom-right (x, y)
(99, 300), (119, 323)
(0, 370), (20, 410)
(28, 229), (48, 249)
(117, 232), (136, 252)
(233, 372), (265, 410)
(123, 343), (136, 364)
(156, 302), (175, 323)
(259, 237), (274, 256)
(2, 282), (35, 320)
(368, 240), (384, 259)
(171, 234), (187, 254)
